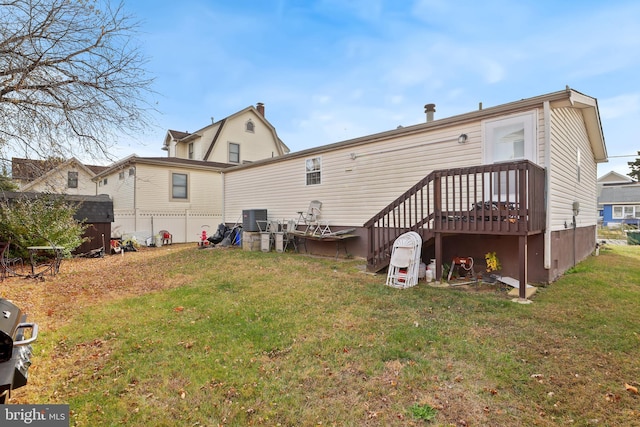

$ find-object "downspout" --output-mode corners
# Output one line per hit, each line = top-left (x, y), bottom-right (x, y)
(221, 171), (225, 224)
(543, 101), (552, 271)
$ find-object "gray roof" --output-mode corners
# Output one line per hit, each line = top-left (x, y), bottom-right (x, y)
(598, 184), (640, 205)
(92, 155), (235, 179)
(0, 192), (113, 223)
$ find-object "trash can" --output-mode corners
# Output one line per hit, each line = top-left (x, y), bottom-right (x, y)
(261, 232), (271, 252)
(627, 231), (640, 245)
(275, 232), (284, 253)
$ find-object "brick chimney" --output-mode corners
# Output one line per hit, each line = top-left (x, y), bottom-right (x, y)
(424, 103), (436, 122)
(256, 102), (265, 117)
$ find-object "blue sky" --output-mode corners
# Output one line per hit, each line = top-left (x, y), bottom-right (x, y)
(119, 0), (640, 178)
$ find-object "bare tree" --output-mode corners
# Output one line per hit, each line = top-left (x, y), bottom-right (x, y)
(0, 0), (154, 163)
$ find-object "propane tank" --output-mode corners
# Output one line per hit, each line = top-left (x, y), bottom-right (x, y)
(425, 266), (433, 282)
(427, 259), (436, 282)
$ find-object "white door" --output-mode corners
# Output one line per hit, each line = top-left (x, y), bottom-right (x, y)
(483, 111), (537, 200)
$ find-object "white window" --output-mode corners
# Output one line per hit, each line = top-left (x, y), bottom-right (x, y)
(483, 112), (536, 199)
(188, 142), (194, 160)
(119, 171), (125, 180)
(229, 143), (240, 163)
(245, 120), (255, 133)
(613, 206), (623, 218)
(172, 173), (188, 200)
(129, 167), (135, 176)
(305, 157), (321, 185)
(612, 205), (640, 219)
(483, 112), (536, 164)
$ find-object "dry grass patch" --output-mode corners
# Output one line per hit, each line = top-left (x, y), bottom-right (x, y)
(0, 244), (638, 426)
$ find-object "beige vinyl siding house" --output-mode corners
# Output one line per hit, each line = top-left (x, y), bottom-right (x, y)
(222, 88), (607, 286)
(224, 123), (482, 226)
(597, 171), (634, 186)
(94, 157), (232, 243)
(99, 103), (289, 243)
(16, 157), (105, 195)
(223, 109), (549, 226)
(162, 103), (289, 163)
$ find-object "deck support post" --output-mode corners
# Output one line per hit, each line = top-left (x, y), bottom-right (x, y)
(435, 232), (442, 284)
(519, 235), (528, 299)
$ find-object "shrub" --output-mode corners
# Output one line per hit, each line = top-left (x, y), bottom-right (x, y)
(0, 194), (87, 257)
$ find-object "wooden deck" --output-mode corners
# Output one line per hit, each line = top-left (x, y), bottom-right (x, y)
(364, 160), (546, 299)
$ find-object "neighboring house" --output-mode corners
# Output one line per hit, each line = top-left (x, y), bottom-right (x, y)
(222, 88), (607, 293)
(598, 183), (640, 227)
(92, 156), (235, 243)
(11, 157), (64, 187)
(162, 102), (289, 162)
(596, 171), (637, 223)
(597, 170), (634, 187)
(99, 103), (289, 243)
(12, 157), (108, 195)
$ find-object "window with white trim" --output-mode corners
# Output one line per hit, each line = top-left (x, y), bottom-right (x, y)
(612, 205), (640, 219)
(483, 112), (536, 164)
(188, 142), (194, 160)
(229, 143), (240, 163)
(483, 112), (536, 199)
(172, 173), (188, 200)
(305, 157), (321, 185)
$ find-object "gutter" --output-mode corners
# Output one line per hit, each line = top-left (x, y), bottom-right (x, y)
(224, 89), (579, 173)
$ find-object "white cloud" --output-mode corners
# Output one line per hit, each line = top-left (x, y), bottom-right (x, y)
(599, 94), (640, 120)
(109, 0), (640, 167)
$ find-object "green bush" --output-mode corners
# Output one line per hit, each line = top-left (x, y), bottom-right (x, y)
(0, 194), (88, 257)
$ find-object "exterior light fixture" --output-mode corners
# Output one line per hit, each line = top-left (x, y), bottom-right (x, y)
(458, 134), (468, 144)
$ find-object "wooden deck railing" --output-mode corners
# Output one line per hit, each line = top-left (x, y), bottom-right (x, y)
(364, 160), (546, 271)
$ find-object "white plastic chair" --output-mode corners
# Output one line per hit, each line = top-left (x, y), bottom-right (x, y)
(385, 231), (422, 289)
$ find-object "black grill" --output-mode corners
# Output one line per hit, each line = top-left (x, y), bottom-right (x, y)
(0, 298), (38, 404)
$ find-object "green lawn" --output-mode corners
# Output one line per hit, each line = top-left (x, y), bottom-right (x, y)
(21, 245), (640, 426)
